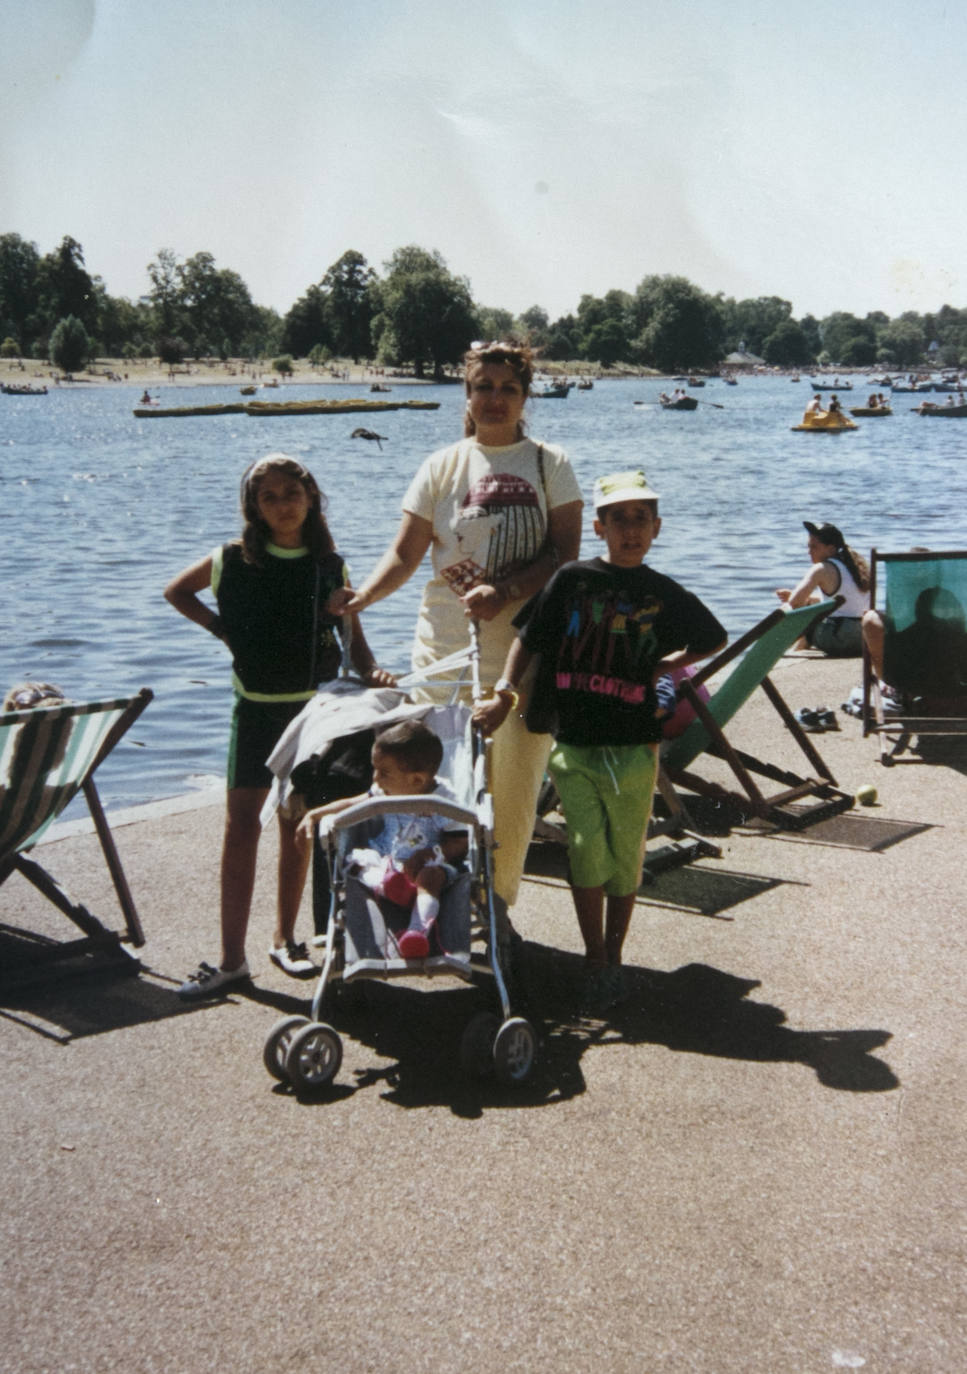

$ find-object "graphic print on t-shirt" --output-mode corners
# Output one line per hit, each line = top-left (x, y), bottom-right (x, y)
(556, 580), (661, 706)
(441, 472), (544, 596)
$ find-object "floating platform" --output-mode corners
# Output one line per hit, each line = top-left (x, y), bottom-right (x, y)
(134, 397), (441, 418)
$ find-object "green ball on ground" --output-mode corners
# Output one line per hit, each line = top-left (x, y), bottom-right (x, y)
(855, 784), (878, 806)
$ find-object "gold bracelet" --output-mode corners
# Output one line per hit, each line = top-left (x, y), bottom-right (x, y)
(494, 678), (520, 711)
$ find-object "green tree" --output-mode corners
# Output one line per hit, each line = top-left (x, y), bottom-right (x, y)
(820, 311), (875, 364)
(762, 319), (813, 367)
(634, 275), (725, 371)
(874, 318), (924, 368)
(585, 318), (630, 367)
(37, 236), (97, 337)
(282, 284), (330, 357)
(799, 314), (822, 358)
(145, 248), (184, 340)
(158, 335), (188, 365)
(372, 246), (476, 378)
(0, 232), (41, 351)
(723, 295), (792, 355)
(179, 251), (258, 355)
(1, 335), (20, 358)
(49, 314), (91, 372)
(272, 354), (293, 376)
(474, 306), (515, 343)
(514, 305), (550, 348)
(322, 250), (375, 361)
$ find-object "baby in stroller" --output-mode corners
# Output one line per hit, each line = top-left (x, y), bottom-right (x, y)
(298, 719), (469, 958)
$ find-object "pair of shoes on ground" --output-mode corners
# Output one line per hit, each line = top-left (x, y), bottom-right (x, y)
(177, 940), (316, 999)
(578, 964), (626, 1016)
(177, 959), (251, 1000)
(794, 705), (839, 732)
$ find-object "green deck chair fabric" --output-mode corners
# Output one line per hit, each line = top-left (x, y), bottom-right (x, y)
(664, 602), (832, 774)
(0, 689), (153, 975)
(862, 550), (967, 762)
(662, 600), (853, 826)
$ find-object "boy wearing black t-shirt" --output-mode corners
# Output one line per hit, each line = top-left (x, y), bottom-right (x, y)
(474, 469), (726, 1013)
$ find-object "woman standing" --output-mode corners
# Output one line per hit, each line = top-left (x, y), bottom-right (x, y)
(332, 342), (583, 912)
(776, 520), (871, 656)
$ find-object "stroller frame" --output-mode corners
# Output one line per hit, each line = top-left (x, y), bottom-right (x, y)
(263, 624), (539, 1092)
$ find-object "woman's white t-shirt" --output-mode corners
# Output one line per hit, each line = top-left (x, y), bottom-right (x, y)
(402, 437), (583, 684)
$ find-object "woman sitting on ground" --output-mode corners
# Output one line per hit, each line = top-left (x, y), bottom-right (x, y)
(776, 521), (871, 656)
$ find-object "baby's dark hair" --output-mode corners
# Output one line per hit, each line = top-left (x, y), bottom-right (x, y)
(373, 719), (443, 776)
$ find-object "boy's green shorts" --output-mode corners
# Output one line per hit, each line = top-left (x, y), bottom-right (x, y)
(548, 741), (659, 896)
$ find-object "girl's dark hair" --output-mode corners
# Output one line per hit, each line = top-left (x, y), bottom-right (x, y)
(373, 719), (443, 776)
(462, 341), (534, 438)
(839, 544), (871, 592)
(238, 453), (334, 565)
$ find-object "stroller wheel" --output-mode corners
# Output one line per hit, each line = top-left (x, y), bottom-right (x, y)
(263, 1015), (311, 1081)
(285, 1022), (343, 1090)
(493, 1017), (538, 1086)
(460, 1011), (500, 1079)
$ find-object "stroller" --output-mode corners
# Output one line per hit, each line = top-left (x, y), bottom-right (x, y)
(260, 626), (539, 1092)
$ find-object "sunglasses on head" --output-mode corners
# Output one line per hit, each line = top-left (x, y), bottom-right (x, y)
(9, 686), (63, 709)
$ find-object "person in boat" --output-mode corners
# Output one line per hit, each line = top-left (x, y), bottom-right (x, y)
(140, 390), (152, 403)
(805, 394), (822, 415)
(327, 340), (583, 941)
(867, 393), (880, 409)
(828, 393), (843, 415)
(776, 521), (871, 656)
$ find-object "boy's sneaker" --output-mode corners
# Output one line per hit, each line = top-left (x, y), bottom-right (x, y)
(268, 940), (316, 978)
(578, 964), (626, 1017)
(177, 959), (251, 1000)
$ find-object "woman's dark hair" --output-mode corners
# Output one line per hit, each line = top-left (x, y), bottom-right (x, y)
(238, 453), (334, 565)
(373, 719), (443, 776)
(838, 544), (871, 592)
(462, 341), (534, 438)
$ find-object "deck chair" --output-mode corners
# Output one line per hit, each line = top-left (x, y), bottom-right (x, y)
(862, 549), (967, 764)
(0, 688), (153, 980)
(661, 599), (853, 828)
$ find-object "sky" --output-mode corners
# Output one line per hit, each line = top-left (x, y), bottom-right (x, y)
(2, 0), (966, 326)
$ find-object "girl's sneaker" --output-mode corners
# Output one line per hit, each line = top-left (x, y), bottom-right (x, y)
(178, 959), (251, 1000)
(268, 940), (316, 978)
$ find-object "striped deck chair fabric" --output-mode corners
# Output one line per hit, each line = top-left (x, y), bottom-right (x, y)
(0, 689), (152, 973)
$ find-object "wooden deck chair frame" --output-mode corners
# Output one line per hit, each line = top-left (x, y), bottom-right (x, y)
(661, 599), (853, 829)
(861, 549), (967, 765)
(0, 688), (153, 980)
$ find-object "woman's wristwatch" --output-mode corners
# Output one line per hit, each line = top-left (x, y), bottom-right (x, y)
(494, 678), (520, 710)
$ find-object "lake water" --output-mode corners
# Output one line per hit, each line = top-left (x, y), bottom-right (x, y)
(2, 375), (965, 813)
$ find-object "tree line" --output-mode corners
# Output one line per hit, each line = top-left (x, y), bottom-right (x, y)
(2, 230), (965, 377)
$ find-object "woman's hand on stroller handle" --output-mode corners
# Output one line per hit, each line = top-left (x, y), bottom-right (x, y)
(472, 691), (514, 736)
